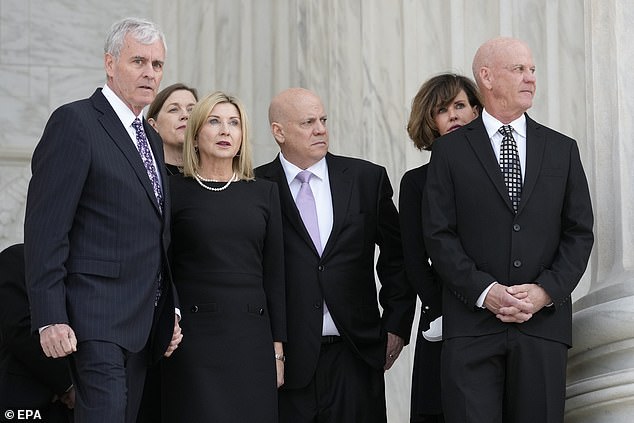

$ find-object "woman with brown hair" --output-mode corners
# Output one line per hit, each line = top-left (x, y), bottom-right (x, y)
(400, 73), (481, 423)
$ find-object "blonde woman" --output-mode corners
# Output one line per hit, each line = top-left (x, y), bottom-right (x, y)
(162, 92), (286, 422)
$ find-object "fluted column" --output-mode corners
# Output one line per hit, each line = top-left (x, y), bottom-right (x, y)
(565, 1), (634, 421)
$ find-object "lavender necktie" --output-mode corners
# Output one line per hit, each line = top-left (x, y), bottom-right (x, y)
(498, 125), (522, 212)
(132, 118), (164, 212)
(295, 170), (322, 254)
(296, 170), (338, 335)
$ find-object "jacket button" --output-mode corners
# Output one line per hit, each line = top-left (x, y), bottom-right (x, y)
(191, 305), (199, 313)
(513, 260), (522, 268)
(318, 265), (324, 271)
(259, 308), (264, 315)
(513, 224), (521, 231)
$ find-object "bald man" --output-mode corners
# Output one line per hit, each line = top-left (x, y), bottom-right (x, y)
(255, 88), (414, 423)
(422, 37), (593, 423)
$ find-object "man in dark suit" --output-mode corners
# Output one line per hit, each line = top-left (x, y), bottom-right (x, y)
(0, 243), (73, 422)
(24, 18), (182, 423)
(255, 87), (414, 423)
(422, 37), (594, 423)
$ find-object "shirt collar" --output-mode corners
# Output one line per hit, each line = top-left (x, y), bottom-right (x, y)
(482, 108), (527, 139)
(102, 84), (144, 128)
(278, 153), (328, 185)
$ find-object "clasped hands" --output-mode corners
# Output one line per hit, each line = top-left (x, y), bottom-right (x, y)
(484, 283), (552, 323)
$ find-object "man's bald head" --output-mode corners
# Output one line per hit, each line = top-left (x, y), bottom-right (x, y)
(269, 87), (320, 125)
(472, 37), (536, 123)
(472, 37), (530, 86)
(268, 88), (329, 169)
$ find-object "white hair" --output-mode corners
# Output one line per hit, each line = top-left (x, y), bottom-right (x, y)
(104, 17), (166, 59)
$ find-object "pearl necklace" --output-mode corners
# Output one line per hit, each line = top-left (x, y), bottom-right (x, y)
(194, 172), (237, 192)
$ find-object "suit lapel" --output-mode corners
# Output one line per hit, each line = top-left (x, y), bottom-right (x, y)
(464, 117), (515, 213)
(321, 153), (352, 258)
(261, 157), (320, 255)
(91, 89), (163, 216)
(518, 114), (545, 214)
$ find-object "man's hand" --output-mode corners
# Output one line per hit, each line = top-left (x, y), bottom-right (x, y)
(164, 314), (183, 357)
(506, 283), (552, 315)
(40, 324), (77, 358)
(384, 332), (404, 371)
(275, 358), (285, 388)
(59, 386), (75, 409)
(484, 283), (533, 323)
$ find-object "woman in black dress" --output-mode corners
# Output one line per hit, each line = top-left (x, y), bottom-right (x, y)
(162, 91), (286, 422)
(137, 83), (198, 423)
(400, 74), (481, 423)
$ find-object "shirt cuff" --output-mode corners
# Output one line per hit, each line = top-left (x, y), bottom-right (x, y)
(38, 324), (53, 334)
(476, 282), (498, 308)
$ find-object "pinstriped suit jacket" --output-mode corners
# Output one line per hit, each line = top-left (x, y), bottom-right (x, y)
(24, 88), (174, 357)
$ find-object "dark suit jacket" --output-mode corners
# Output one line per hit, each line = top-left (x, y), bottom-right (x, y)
(255, 153), (414, 389)
(0, 244), (72, 415)
(24, 88), (175, 362)
(422, 114), (594, 346)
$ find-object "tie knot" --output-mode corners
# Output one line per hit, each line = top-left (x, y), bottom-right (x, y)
(296, 170), (313, 184)
(498, 125), (514, 138)
(132, 118), (144, 132)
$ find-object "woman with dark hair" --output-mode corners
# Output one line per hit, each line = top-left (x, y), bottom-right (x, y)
(400, 73), (481, 423)
(137, 83), (199, 423)
(147, 83), (198, 175)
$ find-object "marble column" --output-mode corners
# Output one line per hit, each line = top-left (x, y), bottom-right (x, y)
(565, 1), (634, 421)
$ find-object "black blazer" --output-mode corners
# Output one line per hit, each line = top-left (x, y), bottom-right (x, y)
(256, 153), (414, 389)
(399, 166), (444, 416)
(399, 164), (442, 328)
(422, 114), (594, 346)
(24, 89), (175, 361)
(0, 244), (72, 412)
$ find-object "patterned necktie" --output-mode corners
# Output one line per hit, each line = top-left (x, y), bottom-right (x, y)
(295, 170), (322, 254)
(498, 125), (522, 212)
(132, 118), (164, 212)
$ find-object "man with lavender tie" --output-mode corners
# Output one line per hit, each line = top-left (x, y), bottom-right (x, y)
(24, 18), (182, 423)
(256, 87), (414, 423)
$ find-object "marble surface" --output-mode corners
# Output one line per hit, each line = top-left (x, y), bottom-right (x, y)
(0, 0), (630, 421)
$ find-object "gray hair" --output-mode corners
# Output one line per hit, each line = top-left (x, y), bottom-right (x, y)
(104, 17), (167, 59)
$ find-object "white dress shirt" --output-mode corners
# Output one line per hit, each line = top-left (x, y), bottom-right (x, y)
(476, 109), (528, 307)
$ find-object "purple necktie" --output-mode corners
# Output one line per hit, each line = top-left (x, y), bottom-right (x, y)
(132, 118), (164, 212)
(498, 125), (522, 213)
(295, 170), (322, 254)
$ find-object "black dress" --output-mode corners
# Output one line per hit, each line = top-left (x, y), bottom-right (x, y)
(399, 165), (444, 422)
(164, 163), (181, 176)
(162, 174), (286, 423)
